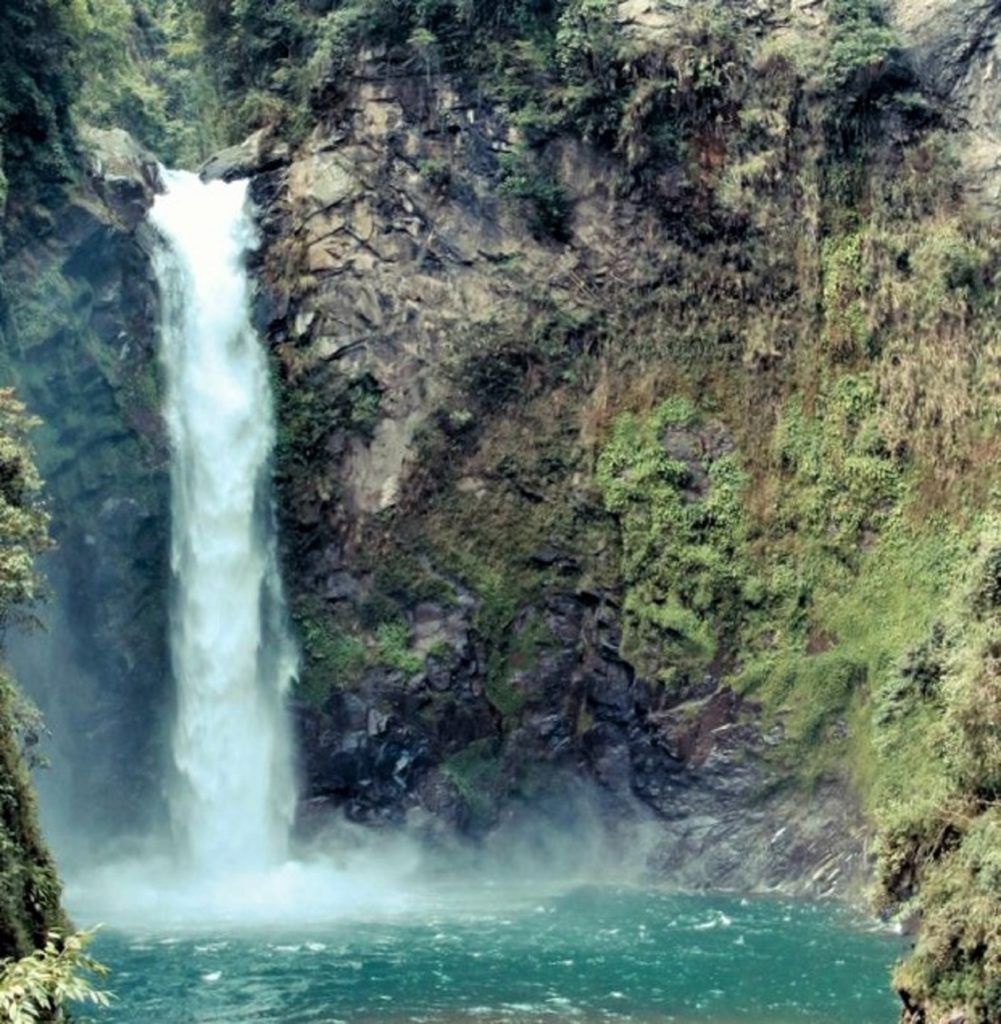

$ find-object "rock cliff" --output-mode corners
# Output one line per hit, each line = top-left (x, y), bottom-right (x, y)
(245, 24), (873, 896)
(890, 0), (1001, 207)
(1, 127), (170, 849)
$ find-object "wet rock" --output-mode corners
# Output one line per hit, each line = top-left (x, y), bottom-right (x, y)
(199, 128), (291, 183)
(530, 546), (563, 567)
(414, 602), (446, 642)
(587, 660), (635, 720)
(324, 571), (360, 601)
(426, 660), (453, 693)
(81, 126), (162, 228)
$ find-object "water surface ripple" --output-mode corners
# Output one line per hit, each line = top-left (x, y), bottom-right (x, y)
(90, 886), (901, 1024)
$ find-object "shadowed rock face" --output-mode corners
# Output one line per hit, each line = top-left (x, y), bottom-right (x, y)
(890, 0), (1001, 206)
(3, 129), (171, 851)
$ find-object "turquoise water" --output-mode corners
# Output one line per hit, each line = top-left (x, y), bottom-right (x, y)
(88, 887), (902, 1024)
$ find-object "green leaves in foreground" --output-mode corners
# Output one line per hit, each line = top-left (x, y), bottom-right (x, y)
(0, 929), (110, 1023)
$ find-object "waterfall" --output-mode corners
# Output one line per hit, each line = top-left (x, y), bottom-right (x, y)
(150, 169), (297, 875)
(63, 169), (411, 926)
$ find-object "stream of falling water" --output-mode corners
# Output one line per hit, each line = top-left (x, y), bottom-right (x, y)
(151, 169), (297, 874)
(63, 170), (415, 926)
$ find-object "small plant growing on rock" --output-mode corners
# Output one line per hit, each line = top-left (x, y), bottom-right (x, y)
(498, 150), (572, 241)
(375, 620), (424, 675)
(418, 157), (454, 194)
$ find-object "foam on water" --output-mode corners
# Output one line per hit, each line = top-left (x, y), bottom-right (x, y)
(87, 887), (904, 1023)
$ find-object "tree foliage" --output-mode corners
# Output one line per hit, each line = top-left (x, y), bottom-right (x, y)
(0, 391), (50, 627)
(0, 929), (109, 1023)
(0, 0), (80, 215)
(71, 0), (218, 166)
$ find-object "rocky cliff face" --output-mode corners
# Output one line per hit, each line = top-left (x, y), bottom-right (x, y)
(889, 0), (1001, 208)
(1, 127), (169, 849)
(240, 20), (873, 896)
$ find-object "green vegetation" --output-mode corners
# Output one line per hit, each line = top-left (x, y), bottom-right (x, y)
(0, 928), (110, 1023)
(441, 738), (504, 826)
(596, 398), (750, 684)
(72, 0), (220, 166)
(824, 0), (900, 92)
(498, 150), (572, 241)
(292, 600), (369, 705)
(276, 365), (381, 472)
(0, 391), (51, 623)
(375, 620), (423, 675)
(863, 521), (1001, 1018)
(291, 595), (430, 706)
(0, 0), (80, 221)
(0, 392), (67, 977)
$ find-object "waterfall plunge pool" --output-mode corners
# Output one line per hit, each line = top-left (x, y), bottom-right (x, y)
(86, 885), (902, 1024)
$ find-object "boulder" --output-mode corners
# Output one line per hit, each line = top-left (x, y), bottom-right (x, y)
(80, 126), (162, 228)
(198, 128), (291, 183)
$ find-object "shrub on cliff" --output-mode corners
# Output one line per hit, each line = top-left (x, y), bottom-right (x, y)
(0, 0), (79, 218)
(0, 930), (109, 1023)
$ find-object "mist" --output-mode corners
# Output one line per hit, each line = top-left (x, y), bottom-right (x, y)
(63, 782), (659, 932)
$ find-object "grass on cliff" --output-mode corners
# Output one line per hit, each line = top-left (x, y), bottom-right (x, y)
(253, 0), (1001, 1013)
(595, 396), (750, 686)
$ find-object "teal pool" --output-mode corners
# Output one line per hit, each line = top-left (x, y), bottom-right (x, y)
(84, 886), (903, 1023)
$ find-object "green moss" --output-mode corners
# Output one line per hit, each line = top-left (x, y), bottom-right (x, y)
(292, 597), (429, 705)
(597, 398), (750, 685)
(292, 599), (368, 704)
(483, 609), (552, 717)
(375, 620), (423, 676)
(464, 563), (531, 717)
(441, 738), (504, 826)
(6, 263), (77, 355)
(768, 375), (901, 564)
(860, 519), (1001, 1018)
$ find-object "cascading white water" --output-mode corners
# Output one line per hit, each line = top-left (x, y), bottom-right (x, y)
(62, 169), (417, 926)
(150, 169), (297, 875)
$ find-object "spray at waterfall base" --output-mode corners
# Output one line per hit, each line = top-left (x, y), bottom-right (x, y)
(67, 169), (647, 927)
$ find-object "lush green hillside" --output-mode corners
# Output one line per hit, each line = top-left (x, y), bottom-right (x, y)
(0, 389), (64, 957)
